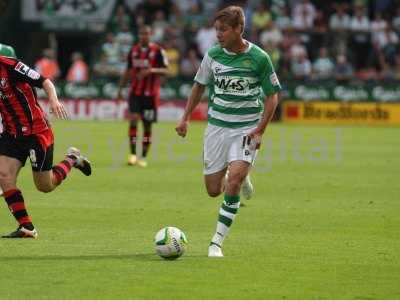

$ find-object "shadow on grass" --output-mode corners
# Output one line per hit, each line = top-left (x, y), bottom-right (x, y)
(0, 253), (207, 262)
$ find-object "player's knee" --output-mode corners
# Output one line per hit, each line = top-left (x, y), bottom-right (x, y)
(227, 173), (245, 190)
(206, 186), (223, 197)
(35, 183), (54, 193)
(0, 170), (13, 185)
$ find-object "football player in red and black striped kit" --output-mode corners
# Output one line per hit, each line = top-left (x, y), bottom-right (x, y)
(117, 25), (169, 167)
(0, 50), (92, 238)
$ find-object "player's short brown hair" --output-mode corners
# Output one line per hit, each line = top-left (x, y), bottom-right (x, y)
(214, 6), (245, 34)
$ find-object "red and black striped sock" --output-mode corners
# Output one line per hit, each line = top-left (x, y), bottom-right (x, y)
(4, 189), (34, 230)
(52, 157), (74, 185)
(142, 131), (152, 158)
(129, 125), (137, 155)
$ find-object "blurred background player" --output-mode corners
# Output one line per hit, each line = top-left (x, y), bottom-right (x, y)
(117, 25), (169, 167)
(175, 6), (281, 257)
(0, 53), (92, 238)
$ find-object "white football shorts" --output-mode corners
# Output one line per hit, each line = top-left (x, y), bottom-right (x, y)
(203, 123), (259, 175)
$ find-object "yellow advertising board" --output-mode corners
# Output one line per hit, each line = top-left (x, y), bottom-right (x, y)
(282, 101), (400, 125)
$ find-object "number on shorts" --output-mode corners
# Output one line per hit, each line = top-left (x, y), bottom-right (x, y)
(143, 109), (155, 121)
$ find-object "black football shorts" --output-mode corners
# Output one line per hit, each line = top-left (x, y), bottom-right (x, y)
(128, 95), (158, 122)
(0, 128), (54, 171)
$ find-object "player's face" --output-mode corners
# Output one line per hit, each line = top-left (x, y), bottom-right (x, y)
(138, 28), (151, 45)
(215, 20), (241, 49)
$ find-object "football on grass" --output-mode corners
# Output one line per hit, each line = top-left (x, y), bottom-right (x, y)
(154, 227), (188, 259)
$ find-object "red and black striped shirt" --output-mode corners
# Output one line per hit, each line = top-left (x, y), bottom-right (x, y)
(0, 56), (49, 136)
(127, 43), (168, 98)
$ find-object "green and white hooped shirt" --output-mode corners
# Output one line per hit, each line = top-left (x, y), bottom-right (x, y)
(194, 42), (282, 128)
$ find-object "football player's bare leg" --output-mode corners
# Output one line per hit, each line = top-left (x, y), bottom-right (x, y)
(0, 156), (22, 192)
(204, 167), (228, 197)
(32, 170), (58, 193)
(225, 161), (251, 196)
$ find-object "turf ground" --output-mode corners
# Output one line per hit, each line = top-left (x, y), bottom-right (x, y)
(0, 121), (399, 300)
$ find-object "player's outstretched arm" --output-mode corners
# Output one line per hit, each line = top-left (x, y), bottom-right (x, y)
(42, 79), (69, 120)
(175, 82), (205, 138)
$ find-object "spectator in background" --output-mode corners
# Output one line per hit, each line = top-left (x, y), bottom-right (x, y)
(164, 39), (180, 77)
(291, 51), (312, 81)
(66, 52), (89, 84)
(334, 53), (354, 83)
(115, 23), (134, 58)
(152, 10), (169, 43)
(275, 5), (292, 31)
(196, 19), (217, 56)
(377, 24), (399, 64)
(349, 4), (371, 70)
(259, 21), (283, 49)
(370, 12), (387, 43)
(35, 49), (60, 81)
(251, 3), (271, 33)
(93, 53), (114, 78)
(180, 48), (201, 78)
(184, 1), (205, 32)
(110, 4), (131, 33)
(329, 3), (350, 55)
(292, 0), (316, 31)
(135, 0), (175, 24)
(263, 42), (281, 71)
(290, 35), (307, 62)
(102, 33), (120, 65)
(312, 47), (335, 80)
(329, 4), (350, 31)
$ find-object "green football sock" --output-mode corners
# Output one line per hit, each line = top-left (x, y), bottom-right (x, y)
(211, 194), (240, 247)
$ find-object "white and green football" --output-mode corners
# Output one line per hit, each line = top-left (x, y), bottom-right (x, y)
(154, 226), (188, 260)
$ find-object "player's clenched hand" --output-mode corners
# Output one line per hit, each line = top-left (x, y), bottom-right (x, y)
(247, 129), (263, 150)
(49, 101), (69, 120)
(175, 120), (188, 138)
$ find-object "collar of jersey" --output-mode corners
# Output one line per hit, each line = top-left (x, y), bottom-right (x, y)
(222, 40), (252, 56)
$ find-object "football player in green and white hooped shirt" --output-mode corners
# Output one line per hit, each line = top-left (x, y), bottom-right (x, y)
(175, 6), (282, 257)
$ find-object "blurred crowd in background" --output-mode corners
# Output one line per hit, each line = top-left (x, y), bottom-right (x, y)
(33, 0), (400, 84)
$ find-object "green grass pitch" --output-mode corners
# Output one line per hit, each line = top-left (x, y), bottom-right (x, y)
(0, 121), (399, 300)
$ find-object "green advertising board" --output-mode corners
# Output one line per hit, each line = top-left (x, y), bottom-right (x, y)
(36, 79), (400, 102)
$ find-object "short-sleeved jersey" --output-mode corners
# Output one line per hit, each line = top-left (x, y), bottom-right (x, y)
(194, 42), (282, 128)
(0, 56), (49, 136)
(127, 43), (168, 98)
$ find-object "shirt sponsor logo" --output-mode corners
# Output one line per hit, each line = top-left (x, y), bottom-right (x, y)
(27, 69), (40, 80)
(0, 78), (8, 88)
(270, 72), (280, 86)
(15, 62), (30, 75)
(214, 76), (250, 95)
